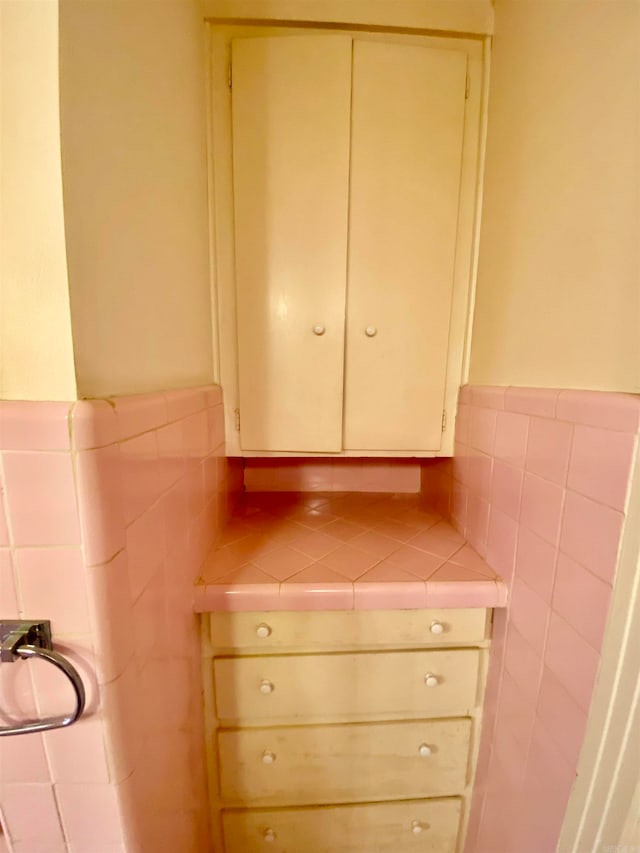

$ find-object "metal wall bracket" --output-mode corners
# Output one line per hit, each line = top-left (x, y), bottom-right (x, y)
(1, 620), (53, 662)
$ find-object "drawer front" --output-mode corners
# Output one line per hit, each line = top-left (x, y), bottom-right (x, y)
(214, 649), (480, 722)
(209, 608), (488, 653)
(219, 718), (471, 806)
(222, 797), (462, 853)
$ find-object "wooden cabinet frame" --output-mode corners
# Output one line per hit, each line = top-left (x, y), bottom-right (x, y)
(206, 22), (491, 457)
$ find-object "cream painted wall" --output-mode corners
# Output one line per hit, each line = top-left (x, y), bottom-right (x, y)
(205, 0), (494, 34)
(0, 1), (77, 402)
(59, 0), (214, 398)
(469, 0), (640, 392)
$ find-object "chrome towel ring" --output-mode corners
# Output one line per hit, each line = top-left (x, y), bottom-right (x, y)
(0, 620), (86, 736)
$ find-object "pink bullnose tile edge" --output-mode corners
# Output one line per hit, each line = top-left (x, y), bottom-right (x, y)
(0, 402), (72, 451)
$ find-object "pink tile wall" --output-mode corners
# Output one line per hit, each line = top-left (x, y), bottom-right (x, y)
(0, 387), (239, 853)
(444, 386), (640, 853)
(244, 457), (421, 493)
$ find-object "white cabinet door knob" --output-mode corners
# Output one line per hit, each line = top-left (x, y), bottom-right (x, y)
(263, 828), (276, 842)
(364, 326), (378, 337)
(262, 750), (276, 765)
(418, 743), (432, 757)
(312, 324), (326, 336)
(411, 821), (424, 834)
(429, 621), (444, 635)
(424, 673), (439, 688)
(256, 623), (272, 639)
(259, 679), (275, 694)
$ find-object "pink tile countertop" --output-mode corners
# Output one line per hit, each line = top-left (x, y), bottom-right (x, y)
(195, 492), (507, 612)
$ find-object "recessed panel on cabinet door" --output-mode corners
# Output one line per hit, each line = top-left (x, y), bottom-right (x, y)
(222, 797), (462, 853)
(231, 35), (352, 451)
(344, 41), (468, 451)
(219, 718), (471, 806)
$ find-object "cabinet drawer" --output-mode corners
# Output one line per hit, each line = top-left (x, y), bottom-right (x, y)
(219, 718), (471, 806)
(209, 609), (488, 653)
(214, 649), (480, 722)
(222, 797), (462, 853)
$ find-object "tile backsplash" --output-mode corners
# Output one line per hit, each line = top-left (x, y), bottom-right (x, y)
(443, 386), (639, 853)
(0, 387), (240, 853)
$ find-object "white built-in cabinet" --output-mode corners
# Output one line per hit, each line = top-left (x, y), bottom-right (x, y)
(209, 26), (487, 456)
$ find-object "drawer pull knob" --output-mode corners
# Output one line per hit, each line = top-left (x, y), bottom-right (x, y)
(259, 679), (275, 694)
(418, 743), (433, 757)
(424, 673), (439, 688)
(256, 623), (272, 639)
(411, 820), (429, 834)
(262, 750), (276, 765)
(312, 324), (326, 336)
(263, 828), (276, 842)
(429, 621), (445, 635)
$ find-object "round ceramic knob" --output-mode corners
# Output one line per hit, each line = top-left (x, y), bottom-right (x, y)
(262, 750), (276, 765)
(430, 621), (444, 635)
(411, 821), (423, 835)
(312, 324), (326, 336)
(424, 673), (439, 688)
(418, 743), (432, 757)
(259, 679), (275, 695)
(256, 623), (272, 639)
(263, 828), (276, 843)
(364, 326), (378, 337)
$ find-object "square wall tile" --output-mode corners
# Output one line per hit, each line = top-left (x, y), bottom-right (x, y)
(486, 507), (518, 581)
(504, 624), (543, 704)
(568, 426), (636, 511)
(85, 552), (134, 684)
(490, 459), (523, 520)
(125, 500), (166, 602)
(470, 407), (497, 455)
(520, 473), (564, 546)
(0, 783), (65, 844)
(56, 782), (125, 849)
(0, 495), (9, 546)
(544, 612), (601, 712)
(3, 452), (80, 546)
(0, 733), (50, 784)
(76, 445), (126, 566)
(15, 547), (90, 635)
(44, 715), (110, 784)
(509, 578), (549, 657)
(0, 549), (18, 618)
(536, 666), (588, 768)
(514, 527), (557, 603)
(560, 491), (623, 584)
(553, 553), (612, 652)
(119, 432), (162, 526)
(494, 411), (529, 468)
(525, 417), (573, 486)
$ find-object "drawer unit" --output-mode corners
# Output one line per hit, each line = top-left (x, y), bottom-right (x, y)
(219, 718), (472, 806)
(209, 609), (488, 653)
(222, 797), (463, 853)
(204, 608), (491, 853)
(214, 649), (480, 723)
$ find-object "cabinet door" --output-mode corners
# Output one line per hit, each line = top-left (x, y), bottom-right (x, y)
(231, 35), (352, 451)
(344, 41), (468, 451)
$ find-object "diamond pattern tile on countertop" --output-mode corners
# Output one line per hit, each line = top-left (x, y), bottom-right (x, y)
(195, 492), (507, 612)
